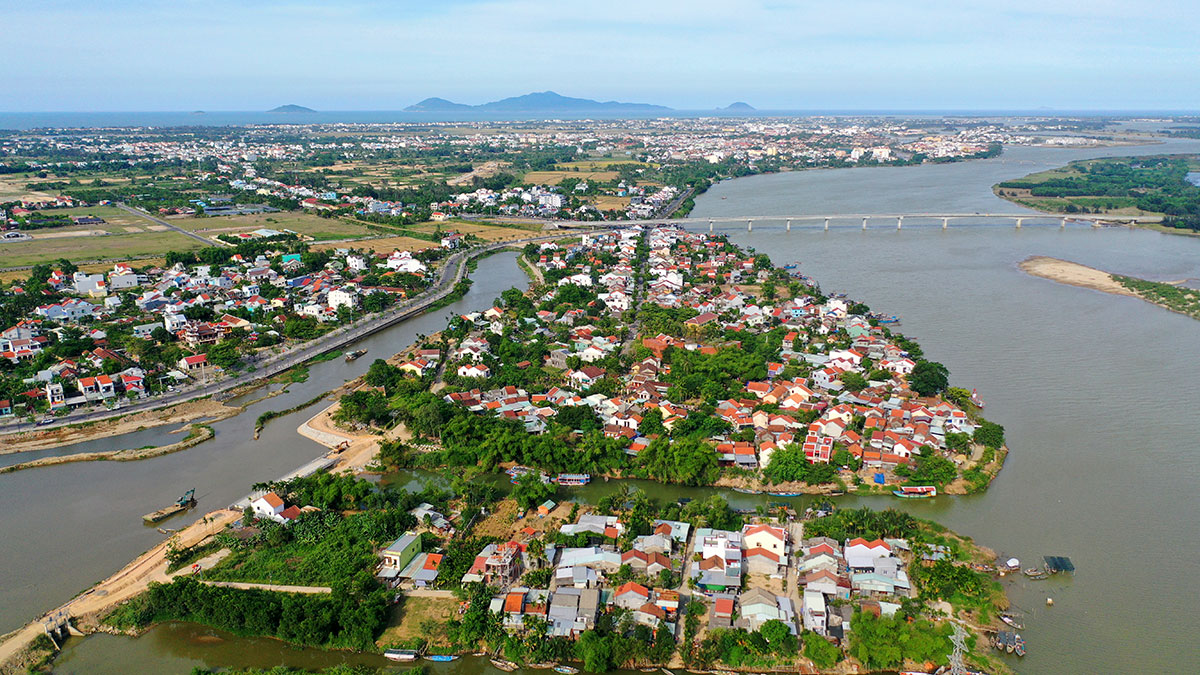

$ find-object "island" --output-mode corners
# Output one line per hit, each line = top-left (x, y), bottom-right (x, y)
(268, 104), (316, 113)
(994, 154), (1200, 235)
(404, 91), (672, 113)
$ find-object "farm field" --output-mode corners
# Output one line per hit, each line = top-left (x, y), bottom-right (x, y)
(590, 195), (631, 210)
(0, 230), (206, 268)
(375, 595), (459, 650)
(179, 211), (374, 241)
(27, 205), (162, 229)
(408, 220), (542, 241)
(522, 169), (619, 185)
(313, 234), (436, 255)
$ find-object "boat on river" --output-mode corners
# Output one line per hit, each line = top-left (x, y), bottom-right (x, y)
(1000, 614), (1024, 629)
(491, 658), (519, 671)
(767, 491), (801, 497)
(142, 489), (197, 523)
(892, 485), (937, 499)
(555, 473), (591, 486)
(553, 666), (578, 674)
(384, 649), (419, 662)
(345, 348), (368, 362)
(1023, 567), (1050, 580)
(970, 388), (986, 408)
(426, 654), (458, 662)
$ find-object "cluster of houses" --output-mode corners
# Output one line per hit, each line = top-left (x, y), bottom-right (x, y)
(374, 508), (919, 648)
(0, 243), (447, 416)
(436, 224), (979, 487)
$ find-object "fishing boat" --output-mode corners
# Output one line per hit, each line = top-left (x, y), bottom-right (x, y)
(1000, 614), (1024, 630)
(555, 473), (591, 486)
(660, 669), (675, 675)
(554, 666), (579, 674)
(1023, 567), (1049, 580)
(892, 485), (937, 499)
(426, 654), (458, 662)
(345, 348), (368, 362)
(783, 263), (798, 270)
(731, 487), (760, 494)
(491, 659), (519, 671)
(970, 388), (986, 408)
(384, 649), (419, 662)
(767, 491), (801, 497)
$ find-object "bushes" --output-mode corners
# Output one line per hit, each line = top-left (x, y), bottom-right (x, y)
(849, 610), (951, 670)
(801, 630), (841, 669)
(804, 507), (918, 542)
(110, 577), (389, 650)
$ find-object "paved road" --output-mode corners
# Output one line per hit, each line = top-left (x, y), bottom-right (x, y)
(116, 202), (215, 246)
(0, 232), (578, 436)
(199, 580), (332, 594)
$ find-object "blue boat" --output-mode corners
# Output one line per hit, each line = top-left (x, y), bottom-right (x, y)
(426, 655), (458, 662)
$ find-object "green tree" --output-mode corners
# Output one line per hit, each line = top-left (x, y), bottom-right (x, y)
(908, 360), (949, 396)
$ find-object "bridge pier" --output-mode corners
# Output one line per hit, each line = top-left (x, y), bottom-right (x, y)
(747, 219), (753, 232)
(897, 216), (904, 230)
(786, 219), (791, 232)
(1060, 217), (1066, 229)
(862, 217), (869, 230)
(824, 217), (830, 231)
(942, 217), (949, 230)
(1016, 218), (1023, 229)
(708, 219), (713, 233)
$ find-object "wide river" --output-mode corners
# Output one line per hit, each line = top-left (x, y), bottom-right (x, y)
(19, 140), (1200, 674)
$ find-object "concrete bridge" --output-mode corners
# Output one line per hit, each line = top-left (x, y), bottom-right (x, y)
(590, 213), (1156, 231)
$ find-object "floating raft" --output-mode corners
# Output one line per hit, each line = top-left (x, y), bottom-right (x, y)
(1043, 555), (1076, 574)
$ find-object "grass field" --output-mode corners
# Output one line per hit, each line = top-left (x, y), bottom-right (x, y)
(375, 596), (459, 649)
(558, 158), (646, 170)
(179, 211), (374, 241)
(0, 230), (206, 268)
(522, 170), (619, 185)
(28, 205), (161, 229)
(407, 220), (541, 241)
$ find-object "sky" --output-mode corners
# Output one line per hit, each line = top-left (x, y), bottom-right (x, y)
(2, 0), (1199, 112)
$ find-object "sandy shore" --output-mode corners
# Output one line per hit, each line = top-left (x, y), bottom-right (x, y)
(0, 508), (239, 673)
(1018, 256), (1138, 297)
(0, 425), (214, 474)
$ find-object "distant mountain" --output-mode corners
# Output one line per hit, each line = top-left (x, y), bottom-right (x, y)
(721, 101), (756, 112)
(268, 104), (315, 113)
(404, 91), (671, 113)
(405, 97), (474, 112)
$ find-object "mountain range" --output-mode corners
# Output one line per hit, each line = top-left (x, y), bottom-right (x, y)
(405, 91), (671, 113)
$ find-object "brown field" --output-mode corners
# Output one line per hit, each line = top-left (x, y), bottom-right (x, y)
(522, 170), (619, 185)
(376, 595), (460, 649)
(313, 234), (436, 254)
(590, 195), (630, 210)
(558, 159), (646, 170)
(41, 205), (159, 228)
(408, 221), (537, 242)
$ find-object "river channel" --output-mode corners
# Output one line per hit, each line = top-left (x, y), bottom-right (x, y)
(18, 140), (1200, 674)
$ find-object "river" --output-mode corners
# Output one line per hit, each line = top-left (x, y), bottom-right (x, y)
(18, 140), (1200, 674)
(0, 251), (530, 636)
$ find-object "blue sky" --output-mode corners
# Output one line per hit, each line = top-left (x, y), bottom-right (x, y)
(2, 0), (1198, 111)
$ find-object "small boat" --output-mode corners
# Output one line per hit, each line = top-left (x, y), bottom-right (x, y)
(426, 655), (458, 662)
(344, 348), (368, 362)
(661, 669), (675, 675)
(731, 487), (759, 494)
(1000, 614), (1024, 630)
(767, 491), (801, 497)
(384, 649), (419, 662)
(892, 485), (937, 499)
(1023, 567), (1049, 579)
(783, 264), (798, 270)
(554, 666), (578, 674)
(970, 388), (986, 408)
(491, 659), (519, 671)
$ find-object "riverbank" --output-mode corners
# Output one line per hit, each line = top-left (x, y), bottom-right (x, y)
(1018, 256), (1138, 296)
(0, 424), (214, 474)
(1020, 255), (1200, 320)
(0, 508), (240, 675)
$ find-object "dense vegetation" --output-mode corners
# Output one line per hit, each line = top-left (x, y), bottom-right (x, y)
(1113, 274), (1200, 320)
(997, 155), (1200, 217)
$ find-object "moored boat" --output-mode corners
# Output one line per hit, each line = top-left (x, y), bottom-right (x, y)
(426, 654), (458, 662)
(970, 388), (986, 408)
(143, 489), (197, 523)
(491, 658), (519, 671)
(555, 473), (591, 486)
(893, 485), (937, 498)
(384, 649), (419, 662)
(1000, 614), (1024, 629)
(345, 348), (368, 362)
(554, 666), (579, 674)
